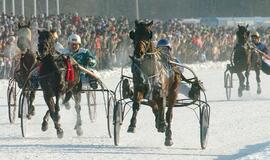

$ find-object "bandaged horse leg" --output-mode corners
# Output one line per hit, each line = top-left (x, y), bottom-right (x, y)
(127, 90), (144, 133)
(255, 67), (261, 94)
(73, 92), (83, 136)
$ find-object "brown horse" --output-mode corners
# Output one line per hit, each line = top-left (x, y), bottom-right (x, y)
(233, 25), (261, 97)
(14, 23), (37, 118)
(37, 30), (81, 138)
(128, 20), (180, 146)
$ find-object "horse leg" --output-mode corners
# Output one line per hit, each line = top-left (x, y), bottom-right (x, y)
(127, 91), (143, 133)
(73, 92), (83, 136)
(44, 93), (64, 138)
(164, 107), (173, 146)
(156, 98), (166, 133)
(26, 91), (35, 119)
(149, 100), (164, 132)
(164, 76), (179, 146)
(127, 101), (140, 133)
(62, 91), (72, 110)
(41, 110), (50, 131)
(55, 94), (64, 138)
(236, 72), (245, 97)
(151, 103), (159, 130)
(165, 93), (175, 146)
(245, 71), (250, 91)
(255, 68), (261, 94)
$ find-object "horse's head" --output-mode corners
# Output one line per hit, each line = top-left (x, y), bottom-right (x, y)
(37, 30), (56, 58)
(17, 22), (32, 39)
(129, 20), (163, 79)
(129, 20), (155, 58)
(236, 24), (250, 44)
(17, 21), (32, 52)
(129, 20), (153, 41)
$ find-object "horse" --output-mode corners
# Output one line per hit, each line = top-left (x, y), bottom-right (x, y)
(37, 30), (82, 138)
(17, 22), (32, 53)
(128, 20), (180, 146)
(14, 22), (37, 118)
(233, 25), (261, 97)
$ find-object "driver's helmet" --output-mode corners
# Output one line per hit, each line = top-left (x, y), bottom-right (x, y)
(157, 39), (171, 49)
(68, 33), (81, 44)
(8, 36), (16, 43)
(251, 31), (260, 38)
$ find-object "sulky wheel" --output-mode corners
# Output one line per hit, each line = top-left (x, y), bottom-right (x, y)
(7, 79), (17, 124)
(225, 72), (232, 100)
(107, 95), (115, 138)
(19, 91), (29, 138)
(86, 91), (97, 122)
(113, 101), (123, 146)
(200, 103), (210, 149)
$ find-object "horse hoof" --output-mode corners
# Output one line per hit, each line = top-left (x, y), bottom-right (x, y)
(246, 85), (250, 91)
(57, 129), (64, 139)
(127, 126), (136, 133)
(76, 127), (83, 136)
(26, 114), (32, 120)
(41, 121), (48, 132)
(164, 139), (174, 146)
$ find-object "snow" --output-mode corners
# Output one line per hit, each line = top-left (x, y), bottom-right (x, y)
(1, 61), (270, 160)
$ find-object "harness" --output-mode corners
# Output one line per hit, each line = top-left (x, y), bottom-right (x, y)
(131, 40), (177, 99)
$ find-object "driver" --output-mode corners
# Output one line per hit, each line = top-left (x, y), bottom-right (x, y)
(157, 39), (201, 99)
(62, 34), (98, 106)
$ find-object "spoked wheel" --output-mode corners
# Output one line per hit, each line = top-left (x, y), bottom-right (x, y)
(114, 101), (123, 146)
(7, 79), (17, 124)
(86, 91), (97, 122)
(19, 91), (29, 137)
(200, 103), (210, 149)
(225, 72), (232, 100)
(107, 95), (115, 138)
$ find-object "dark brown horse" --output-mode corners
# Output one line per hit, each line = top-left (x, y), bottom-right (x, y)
(37, 30), (82, 138)
(128, 20), (180, 146)
(233, 25), (261, 97)
(14, 23), (37, 118)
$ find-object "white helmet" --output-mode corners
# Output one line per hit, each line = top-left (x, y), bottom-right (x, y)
(8, 36), (16, 42)
(68, 34), (81, 44)
(251, 31), (260, 38)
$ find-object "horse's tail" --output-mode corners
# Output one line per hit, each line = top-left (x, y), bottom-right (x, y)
(17, 37), (32, 53)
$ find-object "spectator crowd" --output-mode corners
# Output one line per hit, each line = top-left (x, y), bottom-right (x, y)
(1, 12), (270, 78)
